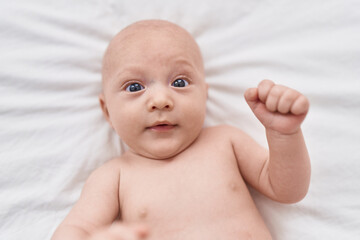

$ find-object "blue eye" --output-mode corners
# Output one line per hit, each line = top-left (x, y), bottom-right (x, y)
(126, 83), (144, 92)
(172, 79), (189, 88)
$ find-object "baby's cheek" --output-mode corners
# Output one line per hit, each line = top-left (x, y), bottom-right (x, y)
(187, 105), (206, 129)
(111, 109), (135, 136)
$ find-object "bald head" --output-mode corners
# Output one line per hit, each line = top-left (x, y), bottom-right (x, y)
(101, 20), (204, 88)
(115, 19), (192, 40)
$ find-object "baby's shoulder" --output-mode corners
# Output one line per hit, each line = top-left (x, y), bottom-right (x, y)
(198, 124), (250, 147)
(86, 158), (122, 182)
(199, 125), (260, 157)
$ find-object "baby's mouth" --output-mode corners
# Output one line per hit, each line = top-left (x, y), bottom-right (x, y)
(147, 122), (178, 132)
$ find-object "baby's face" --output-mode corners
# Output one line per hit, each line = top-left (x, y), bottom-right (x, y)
(100, 20), (208, 159)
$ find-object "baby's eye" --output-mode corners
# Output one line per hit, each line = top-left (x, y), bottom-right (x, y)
(171, 79), (189, 88)
(126, 83), (144, 92)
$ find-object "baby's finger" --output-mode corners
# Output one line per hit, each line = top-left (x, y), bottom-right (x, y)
(265, 85), (287, 112)
(107, 223), (148, 240)
(257, 79), (275, 103)
(132, 224), (149, 239)
(244, 87), (259, 103)
(89, 227), (134, 240)
(291, 95), (309, 115)
(277, 89), (300, 114)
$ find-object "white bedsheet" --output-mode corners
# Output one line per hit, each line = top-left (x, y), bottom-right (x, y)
(1, 0), (360, 239)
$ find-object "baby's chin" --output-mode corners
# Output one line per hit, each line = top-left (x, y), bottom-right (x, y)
(129, 139), (193, 161)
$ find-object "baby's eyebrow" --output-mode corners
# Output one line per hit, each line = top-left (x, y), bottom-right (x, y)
(171, 58), (203, 77)
(116, 66), (143, 76)
(113, 67), (144, 82)
(173, 58), (196, 68)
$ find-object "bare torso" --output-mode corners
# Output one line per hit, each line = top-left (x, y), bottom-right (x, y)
(118, 126), (272, 240)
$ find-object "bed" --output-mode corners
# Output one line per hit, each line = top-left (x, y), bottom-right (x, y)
(1, 0), (360, 239)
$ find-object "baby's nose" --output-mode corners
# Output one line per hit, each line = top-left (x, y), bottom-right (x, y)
(147, 88), (174, 111)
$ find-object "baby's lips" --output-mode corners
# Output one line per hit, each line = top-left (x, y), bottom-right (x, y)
(147, 120), (177, 129)
(147, 124), (177, 132)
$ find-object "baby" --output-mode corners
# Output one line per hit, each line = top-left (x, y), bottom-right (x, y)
(52, 19), (311, 240)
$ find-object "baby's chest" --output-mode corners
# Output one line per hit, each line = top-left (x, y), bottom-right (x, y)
(120, 149), (251, 223)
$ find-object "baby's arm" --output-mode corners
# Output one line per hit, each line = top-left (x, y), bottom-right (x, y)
(232, 80), (310, 203)
(51, 159), (148, 240)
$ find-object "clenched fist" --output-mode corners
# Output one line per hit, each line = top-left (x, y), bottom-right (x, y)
(245, 80), (309, 135)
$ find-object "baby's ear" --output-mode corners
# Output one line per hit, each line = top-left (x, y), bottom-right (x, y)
(99, 93), (113, 128)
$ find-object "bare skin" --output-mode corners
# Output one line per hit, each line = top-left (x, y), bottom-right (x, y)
(52, 20), (310, 240)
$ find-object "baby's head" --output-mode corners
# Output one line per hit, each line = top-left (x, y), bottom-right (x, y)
(100, 20), (208, 159)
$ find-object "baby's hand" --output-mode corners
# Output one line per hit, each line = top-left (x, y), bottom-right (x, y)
(88, 223), (149, 240)
(244, 80), (309, 134)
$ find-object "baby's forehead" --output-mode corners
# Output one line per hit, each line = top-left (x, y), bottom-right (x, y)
(102, 20), (204, 85)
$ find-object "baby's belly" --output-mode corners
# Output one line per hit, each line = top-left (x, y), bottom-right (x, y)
(145, 212), (272, 240)
(123, 184), (272, 240)
(120, 140), (273, 240)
